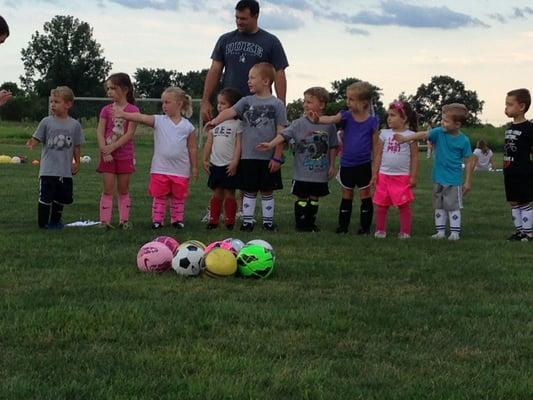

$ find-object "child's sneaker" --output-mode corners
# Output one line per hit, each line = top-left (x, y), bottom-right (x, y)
(335, 226), (348, 234)
(448, 232), (460, 241)
(507, 231), (526, 241)
(206, 223), (218, 230)
(374, 231), (387, 239)
(98, 222), (115, 230)
(431, 232), (446, 240)
(398, 232), (411, 239)
(240, 222), (254, 232)
(119, 221), (133, 230)
(152, 222), (163, 230)
(520, 234), (533, 242)
(357, 228), (370, 235)
(172, 221), (185, 229)
(262, 222), (276, 231)
(226, 224), (234, 231)
(46, 222), (64, 230)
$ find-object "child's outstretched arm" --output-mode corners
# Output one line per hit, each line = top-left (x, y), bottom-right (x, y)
(202, 129), (214, 175)
(72, 144), (81, 175)
(409, 141), (419, 188)
(268, 124), (286, 173)
(463, 155), (475, 194)
(112, 106), (155, 128)
(187, 130), (199, 181)
(394, 130), (428, 144)
(204, 108), (238, 130)
(308, 111), (342, 125)
(256, 134), (286, 152)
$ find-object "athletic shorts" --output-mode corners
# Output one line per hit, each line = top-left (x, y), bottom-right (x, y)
(291, 180), (329, 198)
(432, 183), (462, 211)
(39, 176), (73, 205)
(238, 159), (282, 192)
(148, 173), (189, 199)
(337, 163), (372, 190)
(504, 173), (533, 203)
(207, 164), (238, 190)
(97, 157), (135, 174)
(373, 173), (414, 207)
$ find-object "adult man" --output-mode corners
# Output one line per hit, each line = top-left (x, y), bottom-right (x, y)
(200, 0), (289, 123)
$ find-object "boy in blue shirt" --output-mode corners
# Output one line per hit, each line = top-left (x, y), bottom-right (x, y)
(395, 103), (474, 240)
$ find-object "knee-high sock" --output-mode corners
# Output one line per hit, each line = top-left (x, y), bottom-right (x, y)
(399, 203), (412, 235)
(360, 198), (373, 231)
(50, 201), (64, 224)
(338, 198), (352, 229)
(242, 192), (257, 225)
(209, 196), (223, 225)
(512, 205), (523, 232)
(520, 204), (533, 235)
(434, 209), (446, 233)
(261, 193), (274, 225)
(99, 193), (113, 224)
(38, 202), (51, 228)
(152, 196), (166, 224)
(307, 200), (319, 228)
(449, 210), (461, 233)
(294, 200), (307, 230)
(375, 205), (388, 233)
(171, 197), (185, 223)
(224, 197), (237, 226)
(118, 193), (131, 223)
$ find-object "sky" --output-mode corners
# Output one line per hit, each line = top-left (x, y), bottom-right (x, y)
(1, 0), (533, 126)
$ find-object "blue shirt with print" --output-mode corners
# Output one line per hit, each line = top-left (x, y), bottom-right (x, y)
(429, 127), (472, 185)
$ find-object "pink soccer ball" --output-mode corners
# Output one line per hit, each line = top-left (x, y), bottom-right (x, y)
(154, 236), (180, 255)
(205, 240), (223, 254)
(136, 241), (173, 272)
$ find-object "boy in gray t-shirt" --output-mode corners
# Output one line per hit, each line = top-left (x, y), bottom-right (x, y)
(257, 87), (338, 231)
(27, 86), (84, 229)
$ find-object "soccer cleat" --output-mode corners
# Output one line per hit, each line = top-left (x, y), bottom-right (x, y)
(206, 223), (218, 230)
(152, 222), (163, 230)
(336, 226), (348, 234)
(262, 223), (277, 231)
(119, 221), (133, 230)
(431, 232), (446, 240)
(507, 231), (526, 241)
(46, 222), (64, 230)
(98, 222), (115, 230)
(172, 221), (185, 229)
(310, 224), (320, 232)
(240, 222), (254, 232)
(448, 232), (460, 241)
(225, 224), (234, 231)
(398, 232), (411, 239)
(520, 234), (533, 242)
(357, 228), (370, 235)
(374, 231), (387, 239)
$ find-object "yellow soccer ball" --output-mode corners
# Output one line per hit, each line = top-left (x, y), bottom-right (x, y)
(202, 248), (237, 278)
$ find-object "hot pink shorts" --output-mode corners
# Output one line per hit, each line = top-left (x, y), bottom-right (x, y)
(97, 158), (135, 174)
(373, 173), (414, 207)
(148, 173), (189, 199)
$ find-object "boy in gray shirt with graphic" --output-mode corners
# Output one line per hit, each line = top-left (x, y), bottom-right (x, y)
(257, 87), (338, 231)
(27, 86), (84, 229)
(206, 62), (287, 231)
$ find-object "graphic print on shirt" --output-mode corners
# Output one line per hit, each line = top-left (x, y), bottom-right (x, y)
(225, 41), (264, 64)
(386, 137), (401, 153)
(46, 130), (73, 150)
(293, 130), (329, 172)
(106, 118), (125, 145)
(504, 128), (520, 167)
(242, 105), (276, 128)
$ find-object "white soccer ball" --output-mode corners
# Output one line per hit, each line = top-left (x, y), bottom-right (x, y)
(81, 155), (91, 164)
(172, 244), (205, 276)
(11, 156), (21, 164)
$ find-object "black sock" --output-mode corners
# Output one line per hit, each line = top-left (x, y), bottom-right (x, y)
(307, 200), (319, 228)
(338, 198), (352, 229)
(38, 202), (51, 228)
(294, 200), (307, 230)
(50, 202), (64, 224)
(360, 198), (373, 232)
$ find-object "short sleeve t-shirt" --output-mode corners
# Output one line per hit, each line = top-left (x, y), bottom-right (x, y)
(340, 111), (379, 167)
(503, 121), (533, 175)
(378, 129), (414, 175)
(281, 117), (338, 182)
(210, 119), (242, 166)
(99, 103), (139, 160)
(473, 148), (493, 171)
(211, 29), (289, 96)
(429, 127), (472, 185)
(233, 95), (288, 160)
(151, 115), (195, 177)
(33, 116), (85, 178)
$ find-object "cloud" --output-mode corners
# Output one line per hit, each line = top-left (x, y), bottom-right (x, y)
(260, 9), (305, 31)
(345, 27), (369, 36)
(488, 13), (506, 23)
(512, 7), (533, 19)
(107, 0), (176, 10)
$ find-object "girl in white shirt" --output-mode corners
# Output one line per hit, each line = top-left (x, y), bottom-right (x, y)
(473, 139), (494, 171)
(113, 87), (198, 229)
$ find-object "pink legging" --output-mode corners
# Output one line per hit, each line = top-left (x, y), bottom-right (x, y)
(375, 203), (412, 235)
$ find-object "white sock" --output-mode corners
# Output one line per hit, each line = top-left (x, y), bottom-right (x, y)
(512, 206), (523, 232)
(242, 192), (257, 224)
(449, 210), (461, 234)
(435, 209), (446, 233)
(520, 204), (533, 235)
(261, 193), (274, 225)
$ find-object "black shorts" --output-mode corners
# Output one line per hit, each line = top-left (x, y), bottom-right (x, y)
(291, 180), (329, 198)
(39, 176), (73, 205)
(207, 165), (238, 190)
(338, 163), (372, 190)
(238, 159), (283, 192)
(504, 173), (533, 203)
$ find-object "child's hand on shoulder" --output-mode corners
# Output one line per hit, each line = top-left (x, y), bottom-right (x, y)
(256, 142), (272, 152)
(111, 104), (125, 119)
(393, 133), (408, 144)
(307, 110), (319, 124)
(204, 120), (216, 131)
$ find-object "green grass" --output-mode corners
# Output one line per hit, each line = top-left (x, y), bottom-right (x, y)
(0, 123), (532, 400)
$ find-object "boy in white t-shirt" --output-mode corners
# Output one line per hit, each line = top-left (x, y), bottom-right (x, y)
(202, 88), (243, 230)
(114, 87), (198, 229)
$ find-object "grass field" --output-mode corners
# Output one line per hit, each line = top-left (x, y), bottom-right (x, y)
(1, 123), (532, 400)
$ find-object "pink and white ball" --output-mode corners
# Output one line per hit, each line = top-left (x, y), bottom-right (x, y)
(154, 236), (180, 255)
(136, 241), (173, 272)
(222, 238), (245, 255)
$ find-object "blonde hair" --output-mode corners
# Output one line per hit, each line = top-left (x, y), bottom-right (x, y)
(252, 62), (276, 85)
(163, 87), (193, 118)
(346, 81), (373, 109)
(50, 86), (75, 103)
(442, 103), (468, 125)
(304, 87), (329, 105)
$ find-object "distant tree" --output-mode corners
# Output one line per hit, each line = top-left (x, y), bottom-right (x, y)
(134, 68), (174, 98)
(0, 82), (24, 96)
(408, 75), (484, 126)
(20, 15), (112, 97)
(174, 69), (208, 99)
(286, 98), (303, 121)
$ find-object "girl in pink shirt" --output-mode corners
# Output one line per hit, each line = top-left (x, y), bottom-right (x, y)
(96, 73), (139, 229)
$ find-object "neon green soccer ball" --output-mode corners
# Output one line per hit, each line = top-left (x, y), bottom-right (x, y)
(236, 244), (275, 279)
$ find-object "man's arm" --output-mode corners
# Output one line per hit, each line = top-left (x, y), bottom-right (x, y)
(201, 60), (224, 123)
(274, 69), (287, 104)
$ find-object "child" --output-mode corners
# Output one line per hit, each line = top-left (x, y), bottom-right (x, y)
(395, 103), (474, 241)
(473, 139), (494, 171)
(0, 15), (12, 107)
(372, 100), (419, 239)
(257, 86), (338, 231)
(202, 87), (242, 230)
(114, 87), (198, 229)
(26, 86), (84, 229)
(205, 62), (287, 232)
(503, 88), (533, 241)
(309, 81), (379, 235)
(96, 73), (139, 229)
